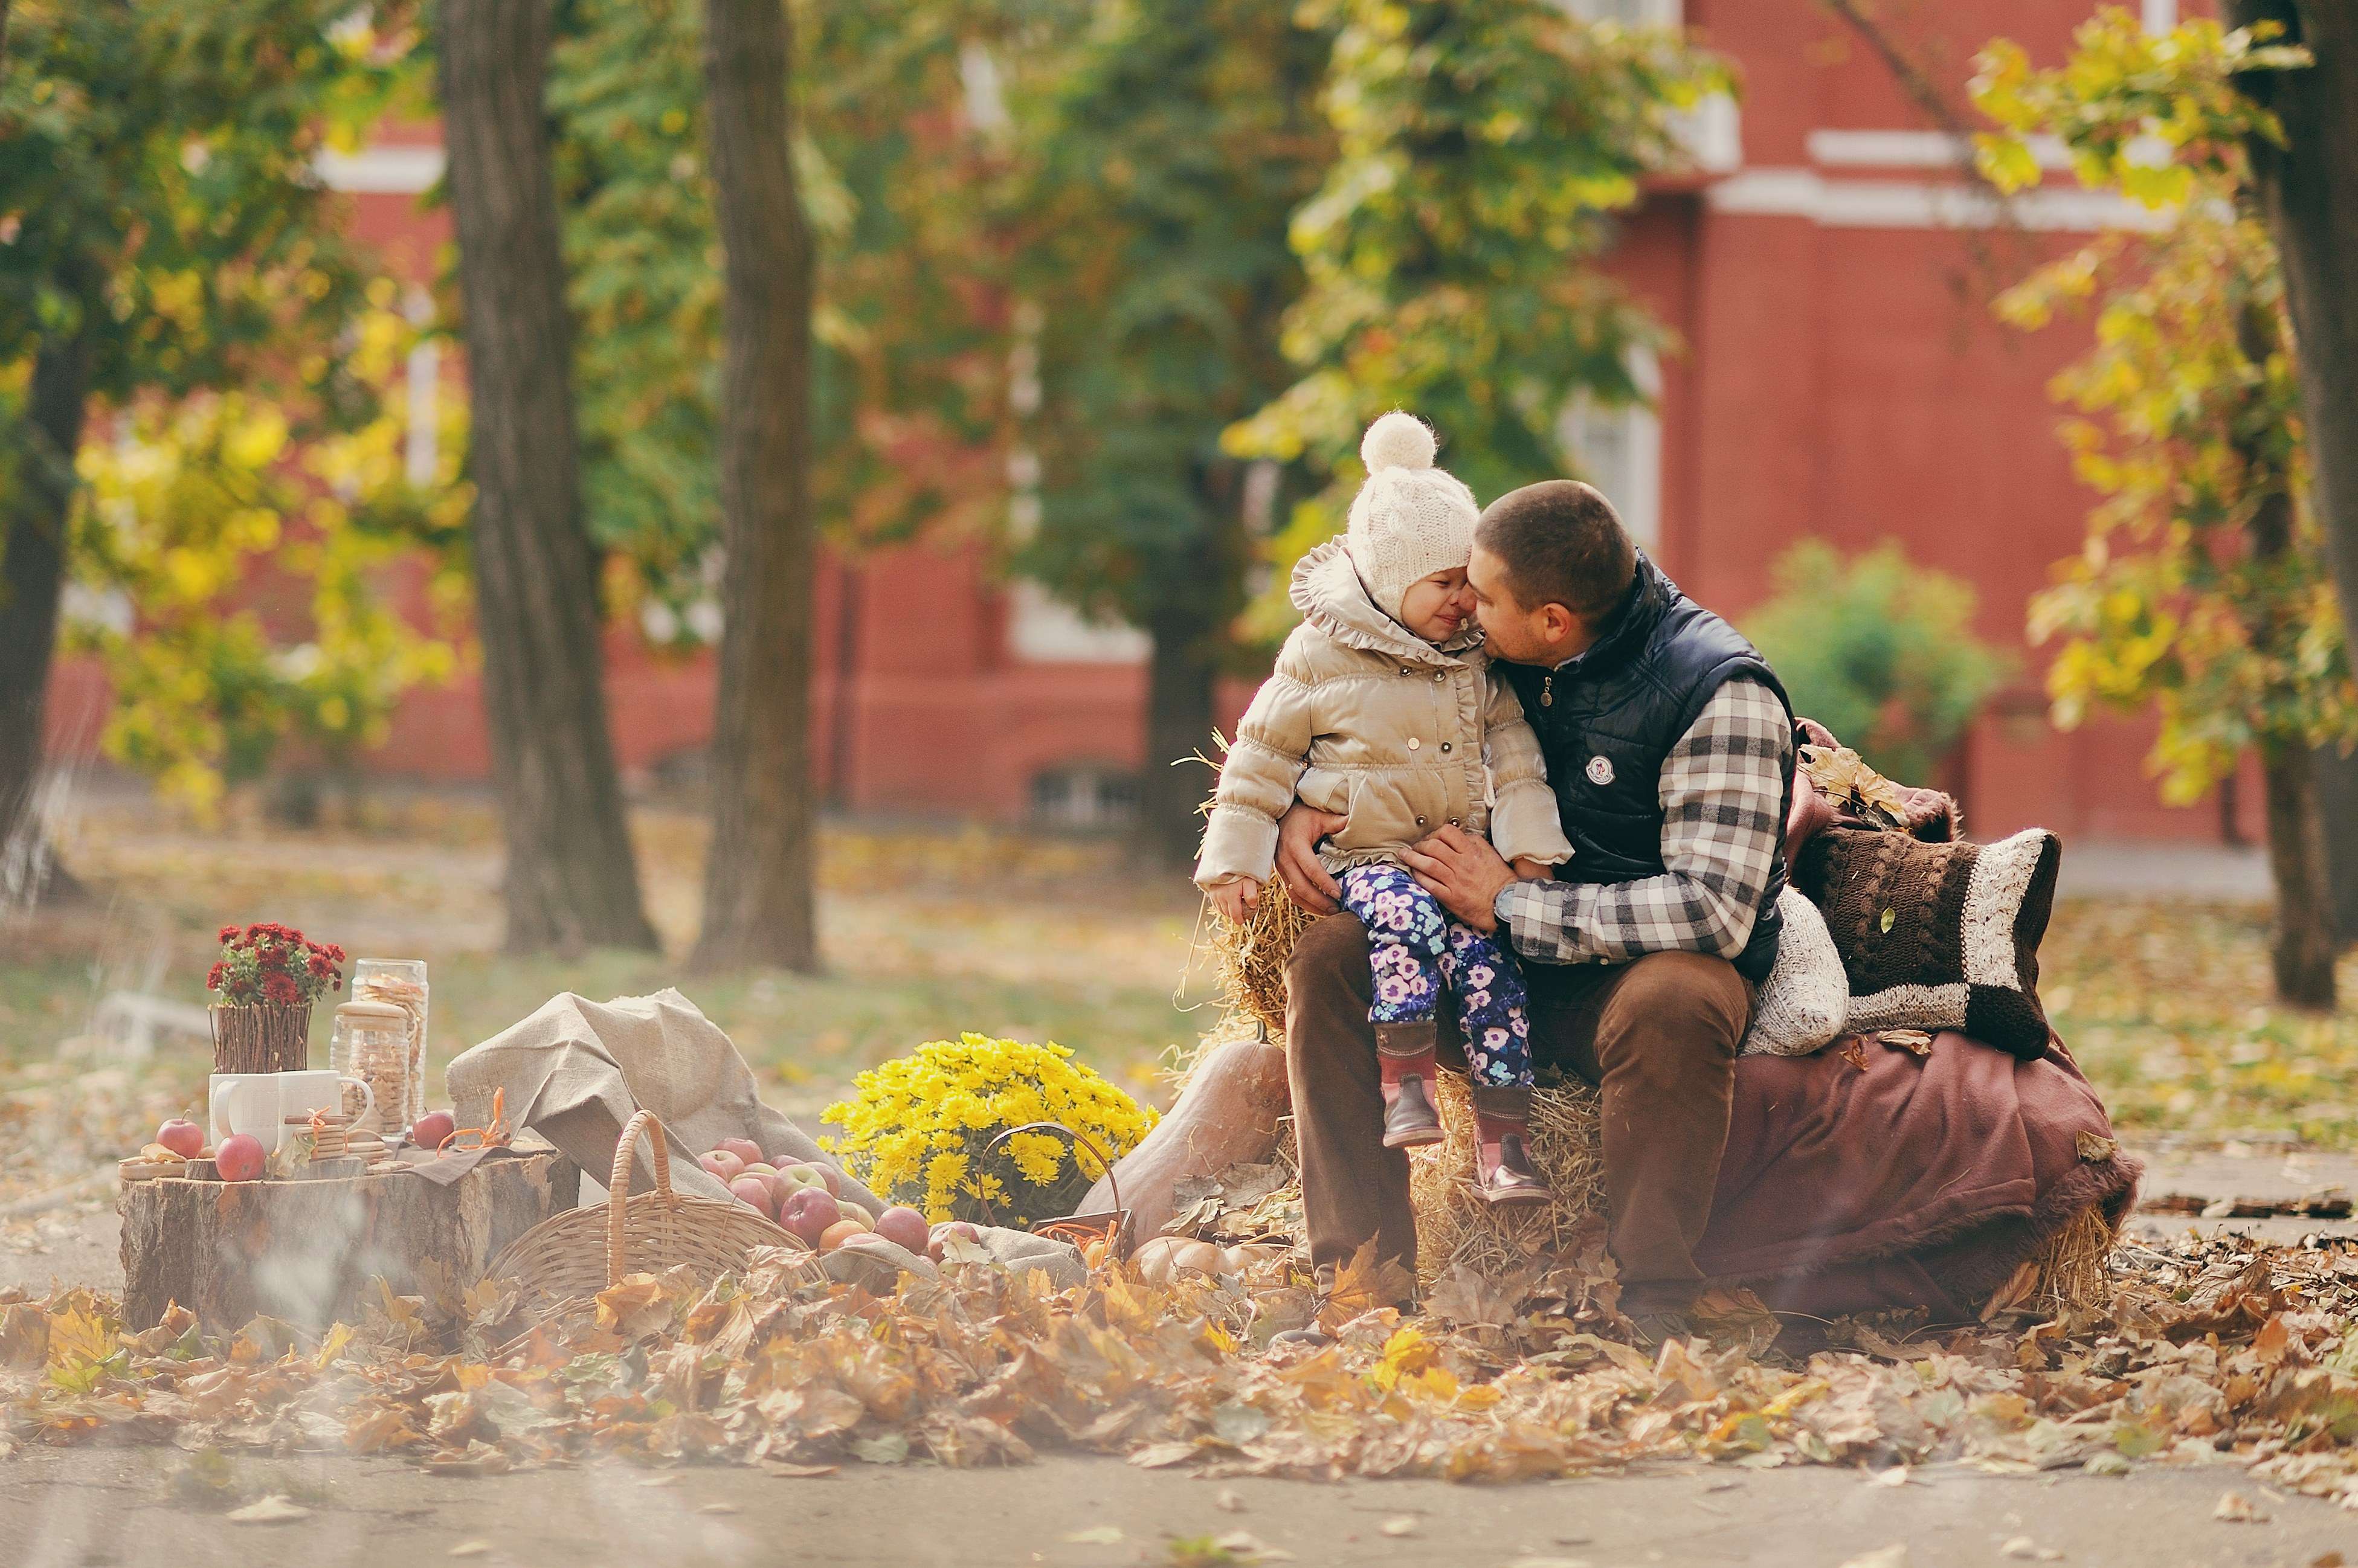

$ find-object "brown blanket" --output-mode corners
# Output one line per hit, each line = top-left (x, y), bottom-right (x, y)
(1701, 1033), (2137, 1322)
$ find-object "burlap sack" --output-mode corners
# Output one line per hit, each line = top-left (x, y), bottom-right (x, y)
(446, 988), (886, 1212)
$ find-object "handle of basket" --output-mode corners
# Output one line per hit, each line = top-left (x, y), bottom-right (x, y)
(979, 1120), (1123, 1227)
(607, 1108), (675, 1287)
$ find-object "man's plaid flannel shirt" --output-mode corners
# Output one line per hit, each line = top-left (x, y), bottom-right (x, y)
(1494, 675), (1792, 965)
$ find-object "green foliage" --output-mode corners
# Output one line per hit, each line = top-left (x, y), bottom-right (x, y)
(549, 0), (1018, 639)
(1745, 541), (2008, 788)
(0, 0), (409, 405)
(2, 1), (457, 817)
(1226, 0), (1728, 631)
(69, 301), (465, 817)
(1973, 8), (2353, 802)
(1006, 0), (1334, 640)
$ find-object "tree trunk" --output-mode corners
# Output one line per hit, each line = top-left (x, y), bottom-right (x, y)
(2234, 285), (2337, 1009)
(690, 0), (818, 974)
(0, 333), (91, 907)
(2260, 741), (2337, 1009)
(1142, 594), (1223, 869)
(2229, 2), (2358, 673)
(1138, 468), (1248, 869)
(438, 0), (655, 955)
(2313, 740), (2358, 944)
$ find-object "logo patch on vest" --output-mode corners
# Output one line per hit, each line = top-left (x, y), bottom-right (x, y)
(1585, 754), (1615, 786)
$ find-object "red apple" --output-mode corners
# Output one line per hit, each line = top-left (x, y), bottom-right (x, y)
(811, 1164), (843, 1198)
(717, 1137), (763, 1167)
(411, 1110), (456, 1151)
(758, 1172), (796, 1212)
(777, 1163), (826, 1195)
(699, 1151), (745, 1183)
(779, 1187), (840, 1247)
(728, 1175), (778, 1218)
(155, 1119), (203, 1160)
(216, 1133), (266, 1183)
(874, 1206), (930, 1255)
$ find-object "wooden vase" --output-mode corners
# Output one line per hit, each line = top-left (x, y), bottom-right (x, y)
(210, 1003), (312, 1075)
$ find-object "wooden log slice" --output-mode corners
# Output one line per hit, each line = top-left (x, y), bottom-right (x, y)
(118, 1150), (579, 1333)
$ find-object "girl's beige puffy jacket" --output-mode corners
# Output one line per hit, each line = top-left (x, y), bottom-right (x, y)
(1195, 541), (1572, 890)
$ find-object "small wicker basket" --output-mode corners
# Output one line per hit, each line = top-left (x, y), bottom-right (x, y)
(486, 1109), (803, 1308)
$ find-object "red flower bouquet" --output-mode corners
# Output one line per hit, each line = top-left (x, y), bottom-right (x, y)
(208, 922), (346, 1009)
(208, 923), (344, 1074)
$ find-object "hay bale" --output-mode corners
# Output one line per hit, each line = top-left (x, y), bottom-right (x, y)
(1204, 877), (1314, 1047)
(2032, 1203), (2121, 1317)
(1408, 1072), (1606, 1288)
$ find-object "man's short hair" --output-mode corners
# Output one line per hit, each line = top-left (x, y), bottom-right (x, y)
(1474, 480), (1638, 623)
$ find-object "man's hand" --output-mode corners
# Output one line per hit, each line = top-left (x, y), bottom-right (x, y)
(1205, 876), (1260, 925)
(1399, 825), (1520, 934)
(1509, 856), (1557, 884)
(1274, 803), (1348, 914)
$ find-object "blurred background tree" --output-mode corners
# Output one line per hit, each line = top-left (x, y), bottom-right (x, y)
(0, 0), (428, 904)
(66, 304), (465, 824)
(1976, 8), (2354, 1008)
(1744, 541), (2008, 793)
(1000, 0), (1335, 867)
(439, 0), (659, 954)
(549, 0), (1016, 641)
(1226, 0), (1726, 621)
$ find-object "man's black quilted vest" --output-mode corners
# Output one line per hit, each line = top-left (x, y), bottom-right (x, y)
(1496, 553), (1796, 983)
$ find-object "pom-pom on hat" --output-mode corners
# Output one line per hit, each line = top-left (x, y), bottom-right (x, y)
(1345, 411), (1480, 620)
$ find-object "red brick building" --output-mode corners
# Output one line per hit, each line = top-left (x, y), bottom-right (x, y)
(50, 0), (2255, 842)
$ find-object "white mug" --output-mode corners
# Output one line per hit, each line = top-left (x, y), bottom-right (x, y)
(208, 1072), (375, 1155)
(276, 1068), (375, 1129)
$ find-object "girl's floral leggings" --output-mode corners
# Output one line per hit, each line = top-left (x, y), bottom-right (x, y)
(1339, 861), (1534, 1090)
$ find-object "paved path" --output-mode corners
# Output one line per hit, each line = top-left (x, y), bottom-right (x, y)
(5, 1445), (2355, 1568)
(2054, 841), (2274, 902)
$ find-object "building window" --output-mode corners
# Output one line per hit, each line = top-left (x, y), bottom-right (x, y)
(1556, 345), (1663, 550)
(1029, 766), (1139, 832)
(1559, 0), (1680, 25)
(1007, 580), (1150, 664)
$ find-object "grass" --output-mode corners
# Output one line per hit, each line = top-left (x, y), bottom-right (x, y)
(8, 794), (2358, 1151)
(4, 799), (1222, 1134)
(2043, 898), (2358, 1146)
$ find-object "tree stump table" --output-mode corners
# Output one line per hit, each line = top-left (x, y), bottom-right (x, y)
(118, 1149), (579, 1333)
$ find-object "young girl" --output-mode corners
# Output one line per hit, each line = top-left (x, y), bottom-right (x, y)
(1196, 413), (1570, 1206)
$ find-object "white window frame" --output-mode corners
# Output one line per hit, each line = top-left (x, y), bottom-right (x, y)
(1556, 345), (1664, 551)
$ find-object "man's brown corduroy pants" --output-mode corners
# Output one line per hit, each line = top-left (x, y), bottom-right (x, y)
(1285, 911), (1752, 1311)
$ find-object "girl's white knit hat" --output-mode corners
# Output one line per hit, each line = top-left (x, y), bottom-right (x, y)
(1344, 412), (1479, 620)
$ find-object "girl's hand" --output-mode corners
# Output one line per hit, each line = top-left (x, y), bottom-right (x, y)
(1509, 857), (1557, 883)
(1206, 878), (1262, 924)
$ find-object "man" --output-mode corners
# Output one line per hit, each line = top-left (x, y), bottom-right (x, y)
(1273, 480), (1794, 1319)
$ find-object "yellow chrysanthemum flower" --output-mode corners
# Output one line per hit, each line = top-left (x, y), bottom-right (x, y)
(822, 1033), (1158, 1224)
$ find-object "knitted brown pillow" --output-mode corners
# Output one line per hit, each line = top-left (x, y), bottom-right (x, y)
(1793, 825), (2063, 1060)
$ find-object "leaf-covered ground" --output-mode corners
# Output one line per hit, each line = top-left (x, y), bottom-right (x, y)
(4, 1226), (2357, 1505)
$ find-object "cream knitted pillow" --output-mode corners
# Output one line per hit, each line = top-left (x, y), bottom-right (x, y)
(1740, 887), (1849, 1058)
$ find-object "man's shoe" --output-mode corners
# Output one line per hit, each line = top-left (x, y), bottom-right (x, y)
(1381, 1073), (1445, 1148)
(1475, 1129), (1551, 1207)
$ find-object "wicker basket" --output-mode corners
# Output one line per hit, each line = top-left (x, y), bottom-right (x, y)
(486, 1109), (804, 1308)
